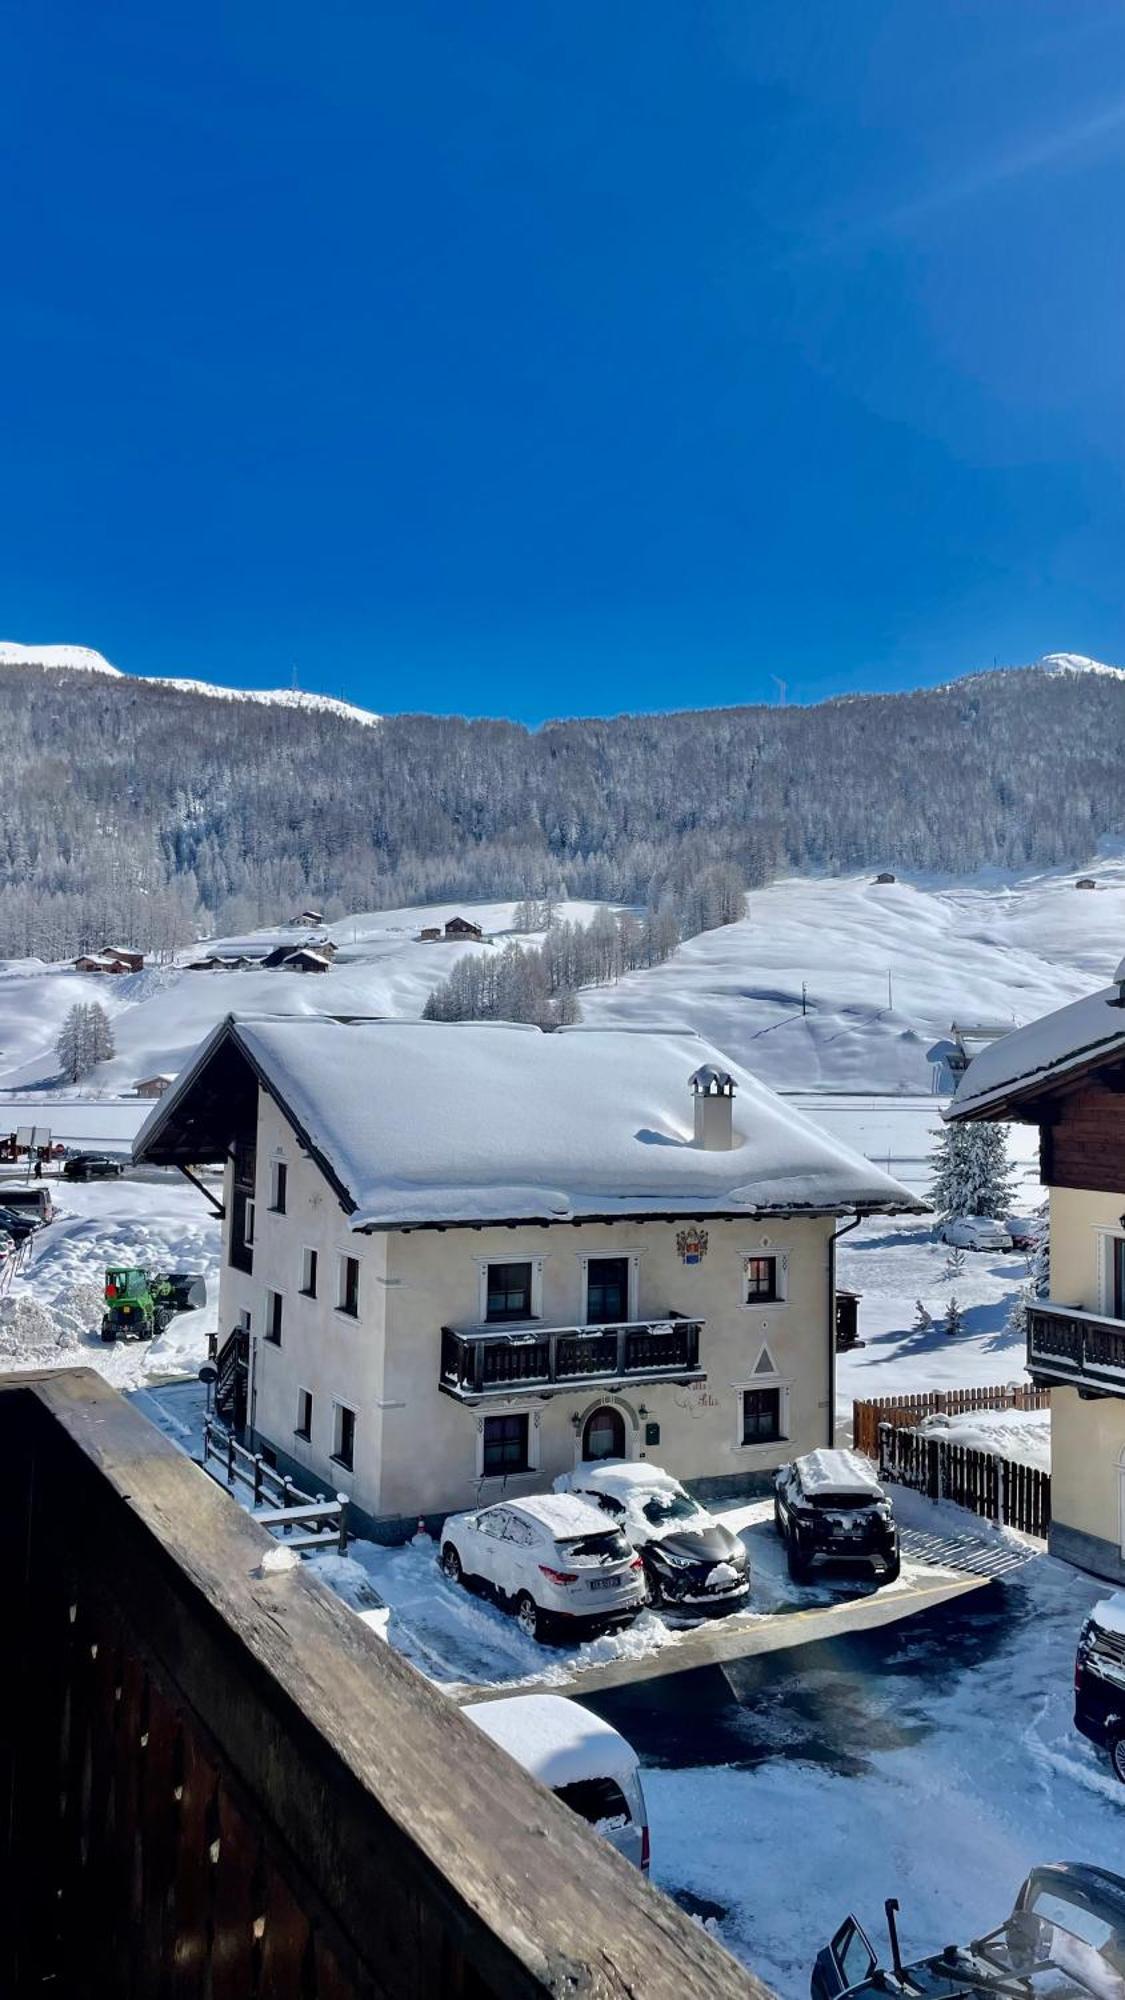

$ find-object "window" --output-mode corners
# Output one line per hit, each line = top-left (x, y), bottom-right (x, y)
(269, 1161), (288, 1213)
(744, 1256), (779, 1303)
(300, 1247), (318, 1298)
(485, 1262), (533, 1323)
(295, 1388), (313, 1440)
(741, 1386), (782, 1445)
(229, 1191), (255, 1273)
(332, 1402), (356, 1471)
(585, 1256), (630, 1324)
(265, 1290), (283, 1345)
(337, 1254), (360, 1318)
(1114, 1238), (1125, 1321)
(482, 1412), (530, 1475)
(555, 1776), (633, 1830)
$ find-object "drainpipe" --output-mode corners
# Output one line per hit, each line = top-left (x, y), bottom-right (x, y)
(827, 1215), (862, 1447)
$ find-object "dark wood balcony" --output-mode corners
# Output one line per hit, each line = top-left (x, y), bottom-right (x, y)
(440, 1315), (705, 1401)
(1028, 1301), (1125, 1394)
(0, 1368), (762, 2000)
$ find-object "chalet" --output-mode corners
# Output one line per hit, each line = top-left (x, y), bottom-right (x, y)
(444, 917), (484, 940)
(279, 947), (331, 974)
(133, 1074), (176, 1100)
(290, 908), (324, 926)
(1076, 877), (1097, 891)
(948, 960), (1125, 1581)
(134, 1016), (921, 1542)
(74, 947), (144, 974)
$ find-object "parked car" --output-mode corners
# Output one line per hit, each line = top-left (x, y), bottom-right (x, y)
(1075, 1594), (1125, 1781)
(939, 1215), (1013, 1252)
(0, 1228), (15, 1264)
(0, 1185), (55, 1224)
(63, 1152), (125, 1182)
(554, 1460), (750, 1613)
(439, 1493), (646, 1642)
(813, 1863), (1125, 2000)
(0, 1204), (41, 1244)
(1005, 1214), (1044, 1252)
(774, 1449), (900, 1584)
(463, 1694), (650, 1870)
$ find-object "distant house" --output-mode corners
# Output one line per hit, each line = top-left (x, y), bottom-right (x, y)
(946, 1020), (1015, 1078)
(74, 946), (144, 974)
(873, 872), (896, 886)
(134, 1074), (176, 1100)
(1076, 877), (1097, 891)
(279, 947), (331, 973)
(444, 917), (484, 941)
(418, 927), (442, 942)
(290, 909), (324, 926)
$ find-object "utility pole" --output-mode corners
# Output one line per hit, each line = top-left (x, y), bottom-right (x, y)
(801, 981), (807, 1016)
(887, 969), (893, 1011)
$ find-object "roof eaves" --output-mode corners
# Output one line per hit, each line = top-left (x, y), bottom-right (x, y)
(946, 1024), (1125, 1122)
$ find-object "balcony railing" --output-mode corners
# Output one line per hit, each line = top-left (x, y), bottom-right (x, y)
(0, 1368), (763, 1999)
(440, 1315), (705, 1400)
(1028, 1301), (1125, 1393)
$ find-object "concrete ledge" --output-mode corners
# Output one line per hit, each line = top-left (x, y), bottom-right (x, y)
(1049, 1518), (1125, 1586)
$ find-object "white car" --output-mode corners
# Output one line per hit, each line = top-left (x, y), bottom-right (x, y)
(438, 1492), (646, 1642)
(939, 1215), (1013, 1252)
(463, 1694), (651, 1869)
(555, 1460), (750, 1611)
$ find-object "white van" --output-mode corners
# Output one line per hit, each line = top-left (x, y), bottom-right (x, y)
(463, 1693), (650, 1871)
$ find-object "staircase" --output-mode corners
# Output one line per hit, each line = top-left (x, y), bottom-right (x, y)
(214, 1325), (249, 1432)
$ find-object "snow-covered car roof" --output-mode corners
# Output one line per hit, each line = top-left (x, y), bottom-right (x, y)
(1091, 1593), (1125, 1637)
(793, 1449), (885, 1498)
(134, 1014), (924, 1228)
(563, 1460), (685, 1501)
(507, 1492), (616, 1540)
(462, 1695), (639, 1791)
(947, 982), (1125, 1121)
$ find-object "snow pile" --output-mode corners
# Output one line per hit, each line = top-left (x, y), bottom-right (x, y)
(794, 1448), (884, 1497)
(915, 1408), (1050, 1472)
(0, 1277), (103, 1360)
(143, 1015), (922, 1226)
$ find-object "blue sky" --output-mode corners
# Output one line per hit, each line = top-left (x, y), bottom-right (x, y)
(5, 3), (1125, 722)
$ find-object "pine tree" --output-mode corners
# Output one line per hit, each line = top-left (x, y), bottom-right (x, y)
(55, 1004), (87, 1083)
(944, 1294), (964, 1337)
(87, 1001), (115, 1064)
(912, 1299), (934, 1334)
(930, 1120), (1015, 1221)
(943, 1244), (967, 1283)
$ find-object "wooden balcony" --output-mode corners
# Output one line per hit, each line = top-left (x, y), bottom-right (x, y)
(440, 1315), (705, 1401)
(1028, 1301), (1125, 1394)
(0, 1368), (763, 2000)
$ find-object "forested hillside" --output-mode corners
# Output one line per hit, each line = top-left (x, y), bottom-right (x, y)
(1, 656), (1121, 957)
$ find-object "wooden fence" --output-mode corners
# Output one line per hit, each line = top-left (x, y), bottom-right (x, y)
(853, 1382), (1049, 1459)
(877, 1421), (1050, 1540)
(202, 1415), (349, 1555)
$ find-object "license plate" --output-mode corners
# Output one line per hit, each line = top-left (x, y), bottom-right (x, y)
(587, 1576), (620, 1592)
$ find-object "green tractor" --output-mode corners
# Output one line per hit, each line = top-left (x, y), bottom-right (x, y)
(101, 1266), (207, 1343)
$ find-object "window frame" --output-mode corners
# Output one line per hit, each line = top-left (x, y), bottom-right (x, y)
(480, 1258), (541, 1325)
(269, 1160), (288, 1215)
(332, 1400), (357, 1472)
(475, 1402), (541, 1481)
(295, 1387), (313, 1441)
(481, 1411), (532, 1477)
(581, 1252), (638, 1325)
(733, 1363), (790, 1451)
(265, 1288), (283, 1346)
(300, 1246), (318, 1299)
(336, 1253), (360, 1319)
(740, 1384), (783, 1446)
(741, 1246), (788, 1309)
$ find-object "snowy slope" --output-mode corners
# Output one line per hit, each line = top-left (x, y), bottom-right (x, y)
(0, 640), (380, 726)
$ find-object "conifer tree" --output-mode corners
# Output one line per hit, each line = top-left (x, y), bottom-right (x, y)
(930, 1121), (1015, 1221)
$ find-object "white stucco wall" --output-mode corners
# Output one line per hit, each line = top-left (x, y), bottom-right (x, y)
(220, 1086), (838, 1532)
(1045, 1184), (1125, 1578)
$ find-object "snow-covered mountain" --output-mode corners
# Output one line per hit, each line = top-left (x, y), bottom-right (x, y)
(1034, 651), (1125, 681)
(0, 640), (381, 727)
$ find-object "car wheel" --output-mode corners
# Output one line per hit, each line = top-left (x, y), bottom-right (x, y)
(100, 1320), (116, 1343)
(1110, 1735), (1125, 1785)
(515, 1592), (542, 1641)
(439, 1543), (463, 1585)
(787, 1543), (812, 1583)
(882, 1550), (901, 1586)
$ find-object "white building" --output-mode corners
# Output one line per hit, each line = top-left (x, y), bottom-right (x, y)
(135, 1015), (920, 1540)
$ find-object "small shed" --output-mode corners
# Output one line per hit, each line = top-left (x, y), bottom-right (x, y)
(873, 872), (896, 886)
(419, 927), (442, 942)
(1075, 877), (1097, 891)
(134, 1074), (176, 1100)
(99, 947), (145, 971)
(444, 917), (484, 940)
(279, 947), (331, 973)
(290, 909), (324, 926)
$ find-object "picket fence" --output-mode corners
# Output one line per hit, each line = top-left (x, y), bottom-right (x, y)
(852, 1382), (1049, 1460)
(876, 1421), (1050, 1540)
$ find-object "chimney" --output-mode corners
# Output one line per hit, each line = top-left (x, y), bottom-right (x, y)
(690, 1065), (736, 1151)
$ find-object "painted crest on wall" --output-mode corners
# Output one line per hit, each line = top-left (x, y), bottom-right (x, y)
(676, 1226), (708, 1265)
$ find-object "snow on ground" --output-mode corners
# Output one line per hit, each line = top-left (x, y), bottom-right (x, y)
(836, 1216), (1037, 1411)
(914, 1407), (1050, 1472)
(0, 1173), (219, 1389)
(641, 1490), (1120, 1999)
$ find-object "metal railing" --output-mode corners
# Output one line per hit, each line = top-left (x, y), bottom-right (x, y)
(440, 1314), (704, 1397)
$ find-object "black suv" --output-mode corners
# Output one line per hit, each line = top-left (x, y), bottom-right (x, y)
(63, 1153), (125, 1181)
(775, 1449), (899, 1584)
(1075, 1596), (1125, 1781)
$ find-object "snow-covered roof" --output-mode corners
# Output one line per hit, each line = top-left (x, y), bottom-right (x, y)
(510, 1493), (613, 1541)
(462, 1695), (638, 1791)
(134, 1015), (924, 1227)
(948, 982), (1125, 1120)
(1091, 1594), (1125, 1638)
(796, 1449), (884, 1498)
(564, 1460), (681, 1500)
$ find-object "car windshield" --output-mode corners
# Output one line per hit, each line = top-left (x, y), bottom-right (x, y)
(557, 1530), (630, 1566)
(641, 1489), (700, 1525)
(970, 1911), (1125, 1997)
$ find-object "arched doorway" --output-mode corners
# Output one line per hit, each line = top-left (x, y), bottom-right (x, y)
(583, 1405), (626, 1461)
